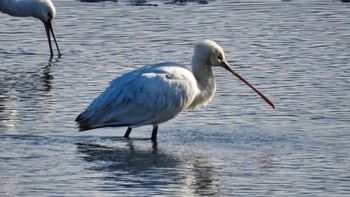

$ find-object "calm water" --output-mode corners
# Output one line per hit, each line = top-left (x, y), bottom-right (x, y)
(1, 0), (350, 196)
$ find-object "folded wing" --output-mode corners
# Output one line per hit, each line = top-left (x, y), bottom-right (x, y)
(76, 62), (198, 131)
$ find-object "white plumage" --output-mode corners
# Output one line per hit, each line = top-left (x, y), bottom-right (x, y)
(76, 40), (275, 140)
(0, 0), (60, 57)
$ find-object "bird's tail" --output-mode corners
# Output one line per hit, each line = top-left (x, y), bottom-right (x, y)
(76, 124), (93, 132)
(75, 111), (127, 131)
(75, 112), (93, 132)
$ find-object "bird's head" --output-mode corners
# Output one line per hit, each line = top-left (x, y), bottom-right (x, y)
(193, 40), (276, 109)
(193, 40), (228, 68)
(37, 0), (56, 23)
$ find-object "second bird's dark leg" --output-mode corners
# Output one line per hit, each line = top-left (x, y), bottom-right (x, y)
(124, 127), (132, 138)
(151, 125), (158, 141)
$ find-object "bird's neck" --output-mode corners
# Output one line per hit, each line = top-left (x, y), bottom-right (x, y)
(189, 61), (216, 109)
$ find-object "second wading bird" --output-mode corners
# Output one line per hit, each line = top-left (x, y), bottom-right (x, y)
(0, 0), (61, 57)
(75, 40), (275, 140)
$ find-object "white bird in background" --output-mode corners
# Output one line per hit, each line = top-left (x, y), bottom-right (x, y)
(0, 0), (61, 57)
(76, 40), (275, 140)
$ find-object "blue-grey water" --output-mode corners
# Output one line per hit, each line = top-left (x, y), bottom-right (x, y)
(1, 0), (349, 196)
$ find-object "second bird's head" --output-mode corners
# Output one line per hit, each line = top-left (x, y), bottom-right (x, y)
(36, 0), (56, 23)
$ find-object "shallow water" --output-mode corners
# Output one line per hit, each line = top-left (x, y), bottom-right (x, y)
(1, 0), (350, 196)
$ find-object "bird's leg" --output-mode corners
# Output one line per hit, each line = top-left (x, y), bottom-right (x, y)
(124, 127), (132, 138)
(151, 125), (158, 141)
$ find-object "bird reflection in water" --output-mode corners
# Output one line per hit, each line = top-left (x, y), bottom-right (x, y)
(76, 138), (177, 173)
(76, 138), (219, 195)
(0, 60), (56, 132)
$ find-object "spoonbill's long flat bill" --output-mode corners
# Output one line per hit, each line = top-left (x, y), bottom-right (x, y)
(76, 40), (275, 140)
(0, 0), (61, 57)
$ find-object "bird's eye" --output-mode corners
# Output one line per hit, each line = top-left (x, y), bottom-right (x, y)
(218, 55), (223, 60)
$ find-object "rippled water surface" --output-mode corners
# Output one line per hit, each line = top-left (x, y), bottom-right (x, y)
(1, 0), (350, 196)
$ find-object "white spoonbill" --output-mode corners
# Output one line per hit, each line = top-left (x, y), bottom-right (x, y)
(0, 0), (61, 57)
(75, 40), (275, 140)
